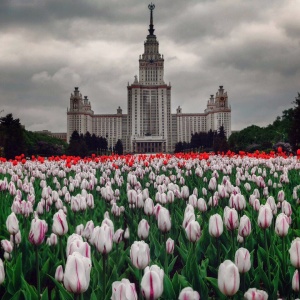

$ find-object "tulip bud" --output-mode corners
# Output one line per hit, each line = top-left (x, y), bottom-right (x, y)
(28, 216), (48, 246)
(290, 238), (300, 268)
(124, 227), (130, 239)
(10, 230), (21, 246)
(197, 198), (207, 212)
(277, 190), (285, 202)
(185, 220), (201, 243)
(178, 287), (200, 300)
(75, 224), (84, 235)
(91, 224), (113, 255)
(63, 252), (91, 294)
(275, 213), (289, 237)
(82, 220), (94, 241)
(253, 199), (260, 211)
(144, 198), (154, 216)
(238, 215), (251, 238)
(6, 212), (19, 235)
(166, 238), (174, 254)
(235, 247), (251, 273)
(52, 209), (68, 236)
(55, 265), (64, 282)
(157, 207), (171, 233)
(237, 234), (244, 244)
(292, 269), (299, 292)
(209, 214), (223, 238)
(1, 240), (13, 254)
(257, 204), (273, 229)
(111, 278), (138, 300)
(182, 211), (195, 229)
(130, 241), (150, 270)
(138, 219), (150, 240)
(218, 260), (240, 296)
(244, 288), (268, 300)
(113, 229), (124, 244)
(141, 265), (164, 300)
(46, 233), (58, 246)
(0, 259), (5, 284)
(223, 207), (239, 231)
(281, 200), (292, 217)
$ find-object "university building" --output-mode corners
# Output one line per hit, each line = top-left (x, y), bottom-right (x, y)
(67, 4), (231, 153)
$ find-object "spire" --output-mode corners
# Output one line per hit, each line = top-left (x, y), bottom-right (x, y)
(148, 3), (155, 36)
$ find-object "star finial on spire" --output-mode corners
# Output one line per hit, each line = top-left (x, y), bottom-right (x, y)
(148, 3), (155, 36)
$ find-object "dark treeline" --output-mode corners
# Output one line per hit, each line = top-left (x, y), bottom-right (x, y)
(68, 130), (108, 157)
(175, 126), (229, 153)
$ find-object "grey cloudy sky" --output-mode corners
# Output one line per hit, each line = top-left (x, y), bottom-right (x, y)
(1, 0), (300, 132)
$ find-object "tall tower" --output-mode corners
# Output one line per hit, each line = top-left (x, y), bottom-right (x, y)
(127, 3), (172, 153)
(67, 87), (94, 142)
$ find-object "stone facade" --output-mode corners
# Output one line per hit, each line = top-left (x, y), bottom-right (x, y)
(67, 4), (231, 153)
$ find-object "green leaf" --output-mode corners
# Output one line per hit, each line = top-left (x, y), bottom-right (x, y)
(10, 291), (21, 300)
(206, 277), (227, 300)
(48, 275), (73, 300)
(167, 255), (178, 274)
(163, 275), (176, 299)
(41, 288), (49, 300)
(13, 253), (23, 290)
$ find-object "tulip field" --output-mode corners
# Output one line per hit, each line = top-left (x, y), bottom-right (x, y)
(0, 151), (300, 299)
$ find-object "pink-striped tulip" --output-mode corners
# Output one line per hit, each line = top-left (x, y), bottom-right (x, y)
(244, 288), (268, 300)
(52, 209), (68, 236)
(10, 230), (21, 246)
(223, 207), (239, 231)
(46, 233), (58, 246)
(166, 238), (174, 254)
(6, 212), (19, 235)
(113, 229), (124, 244)
(197, 198), (207, 212)
(130, 241), (150, 270)
(289, 238), (300, 268)
(157, 207), (171, 233)
(63, 252), (91, 294)
(235, 248), (251, 273)
(111, 278), (138, 300)
(257, 204), (273, 229)
(292, 270), (299, 292)
(144, 198), (154, 216)
(0, 259), (4, 284)
(66, 234), (91, 259)
(1, 240), (13, 254)
(238, 215), (251, 238)
(275, 213), (289, 237)
(218, 260), (240, 296)
(178, 287), (200, 300)
(185, 220), (201, 243)
(28, 216), (48, 246)
(209, 214), (223, 238)
(138, 219), (150, 240)
(55, 265), (64, 282)
(91, 224), (113, 255)
(141, 265), (164, 300)
(281, 200), (292, 217)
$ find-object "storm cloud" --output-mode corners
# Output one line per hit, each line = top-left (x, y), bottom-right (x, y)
(0, 0), (299, 132)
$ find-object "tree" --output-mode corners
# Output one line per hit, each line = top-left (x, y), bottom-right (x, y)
(68, 130), (88, 157)
(213, 125), (229, 153)
(0, 113), (26, 159)
(114, 139), (123, 155)
(289, 93), (300, 151)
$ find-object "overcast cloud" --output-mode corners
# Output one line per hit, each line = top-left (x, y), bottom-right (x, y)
(0, 0), (300, 132)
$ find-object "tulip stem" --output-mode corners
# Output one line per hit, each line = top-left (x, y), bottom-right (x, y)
(216, 237), (220, 267)
(103, 254), (107, 295)
(264, 229), (271, 284)
(59, 237), (65, 268)
(231, 230), (235, 260)
(282, 236), (286, 285)
(35, 246), (41, 300)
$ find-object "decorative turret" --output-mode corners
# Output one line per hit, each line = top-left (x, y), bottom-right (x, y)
(148, 3), (155, 36)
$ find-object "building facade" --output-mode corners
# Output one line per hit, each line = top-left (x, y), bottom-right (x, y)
(67, 4), (231, 153)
